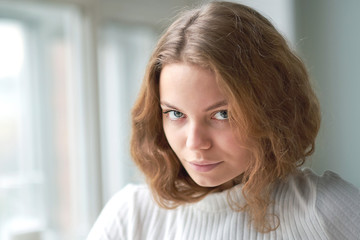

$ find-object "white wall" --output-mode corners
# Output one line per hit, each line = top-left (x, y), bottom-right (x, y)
(295, 0), (360, 187)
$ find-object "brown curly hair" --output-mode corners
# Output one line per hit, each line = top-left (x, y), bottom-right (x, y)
(130, 1), (320, 232)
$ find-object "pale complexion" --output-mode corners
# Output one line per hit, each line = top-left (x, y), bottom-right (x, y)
(159, 63), (251, 187)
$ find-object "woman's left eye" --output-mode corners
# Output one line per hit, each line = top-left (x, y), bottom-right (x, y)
(213, 110), (228, 120)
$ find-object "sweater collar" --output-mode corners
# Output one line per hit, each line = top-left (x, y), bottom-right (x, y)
(189, 184), (245, 212)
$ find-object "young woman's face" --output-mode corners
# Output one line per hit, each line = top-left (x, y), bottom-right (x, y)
(159, 63), (252, 187)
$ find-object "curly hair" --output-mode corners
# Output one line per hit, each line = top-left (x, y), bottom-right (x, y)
(130, 1), (320, 232)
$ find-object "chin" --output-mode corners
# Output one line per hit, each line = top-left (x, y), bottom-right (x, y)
(193, 176), (241, 190)
(192, 177), (225, 188)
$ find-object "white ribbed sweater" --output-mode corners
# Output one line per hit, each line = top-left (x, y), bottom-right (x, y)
(87, 169), (360, 240)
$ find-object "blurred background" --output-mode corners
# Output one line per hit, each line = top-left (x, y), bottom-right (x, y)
(0, 0), (359, 239)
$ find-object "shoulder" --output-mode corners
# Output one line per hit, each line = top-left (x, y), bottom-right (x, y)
(99, 184), (153, 220)
(273, 168), (320, 205)
(315, 169), (360, 199)
(305, 169), (360, 214)
(87, 184), (156, 240)
(282, 168), (360, 239)
(284, 168), (360, 213)
(277, 168), (359, 200)
(313, 170), (360, 239)
(109, 183), (152, 207)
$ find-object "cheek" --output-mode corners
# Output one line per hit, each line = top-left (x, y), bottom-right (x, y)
(163, 123), (183, 151)
(218, 130), (242, 147)
(219, 131), (251, 157)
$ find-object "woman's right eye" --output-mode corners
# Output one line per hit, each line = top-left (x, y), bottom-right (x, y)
(164, 110), (184, 120)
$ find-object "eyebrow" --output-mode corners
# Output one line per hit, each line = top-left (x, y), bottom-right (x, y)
(204, 100), (228, 111)
(160, 100), (228, 112)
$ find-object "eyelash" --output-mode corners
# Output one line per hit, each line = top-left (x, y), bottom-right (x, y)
(213, 110), (228, 120)
(162, 110), (228, 121)
(163, 110), (185, 120)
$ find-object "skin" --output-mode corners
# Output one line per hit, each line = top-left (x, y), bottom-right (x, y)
(159, 63), (252, 187)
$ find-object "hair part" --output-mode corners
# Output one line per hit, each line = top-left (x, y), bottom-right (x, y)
(131, 1), (320, 233)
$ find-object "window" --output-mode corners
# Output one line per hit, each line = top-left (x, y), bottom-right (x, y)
(0, 2), (100, 239)
(0, 1), (157, 239)
(97, 23), (157, 201)
(0, 19), (44, 240)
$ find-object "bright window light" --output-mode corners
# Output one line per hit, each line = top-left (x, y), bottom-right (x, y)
(0, 21), (24, 79)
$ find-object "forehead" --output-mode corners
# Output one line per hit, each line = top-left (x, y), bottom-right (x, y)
(159, 63), (227, 111)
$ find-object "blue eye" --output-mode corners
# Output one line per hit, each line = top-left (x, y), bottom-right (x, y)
(213, 110), (228, 120)
(164, 110), (184, 120)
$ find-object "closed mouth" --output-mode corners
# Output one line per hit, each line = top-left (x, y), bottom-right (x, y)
(187, 161), (223, 172)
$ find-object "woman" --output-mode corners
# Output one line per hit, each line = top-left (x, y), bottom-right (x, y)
(87, 1), (360, 239)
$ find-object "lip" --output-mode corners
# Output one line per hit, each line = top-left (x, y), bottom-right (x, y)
(187, 161), (223, 172)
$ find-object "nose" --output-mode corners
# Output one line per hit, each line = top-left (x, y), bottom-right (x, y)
(186, 122), (212, 150)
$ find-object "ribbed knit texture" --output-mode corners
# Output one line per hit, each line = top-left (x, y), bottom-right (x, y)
(87, 169), (360, 240)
